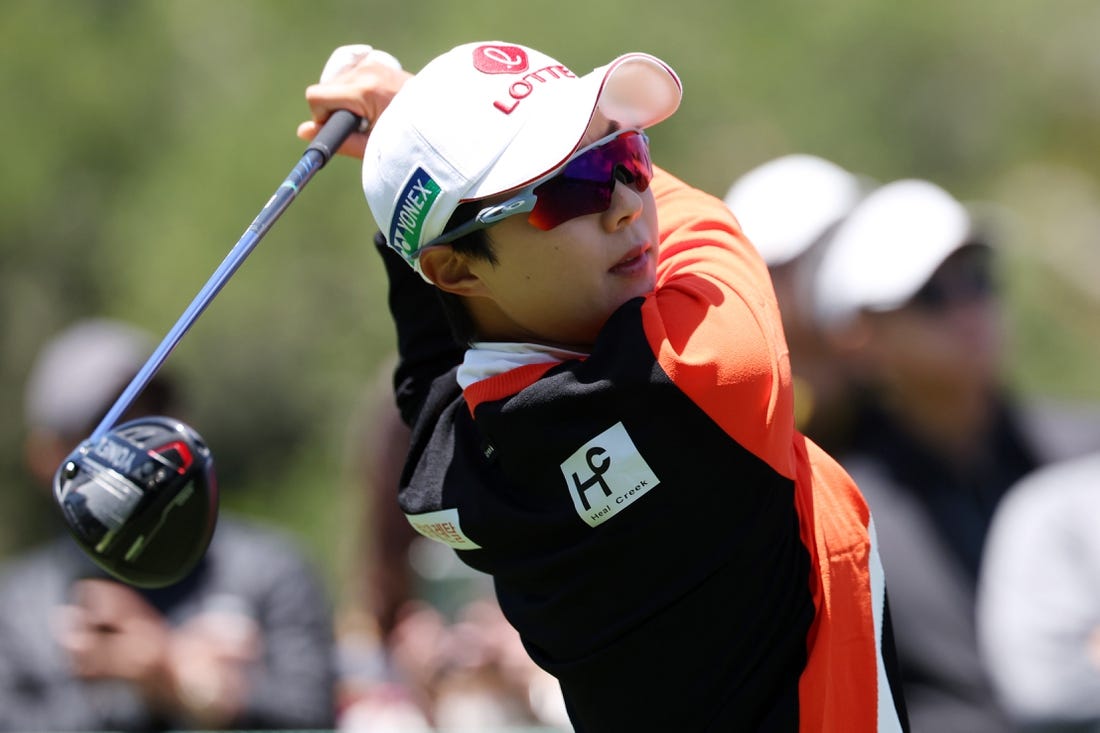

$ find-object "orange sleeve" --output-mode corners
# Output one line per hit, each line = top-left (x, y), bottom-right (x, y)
(645, 169), (903, 731)
(642, 166), (797, 478)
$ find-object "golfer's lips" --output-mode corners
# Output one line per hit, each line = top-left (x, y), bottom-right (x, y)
(610, 243), (651, 274)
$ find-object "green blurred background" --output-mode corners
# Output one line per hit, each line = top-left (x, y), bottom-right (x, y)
(3, 0), (1099, 606)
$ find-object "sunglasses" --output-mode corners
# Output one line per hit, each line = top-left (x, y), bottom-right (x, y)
(428, 129), (652, 246)
(908, 245), (996, 311)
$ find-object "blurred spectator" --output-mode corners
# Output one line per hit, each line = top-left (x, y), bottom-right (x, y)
(0, 318), (336, 731)
(978, 452), (1100, 732)
(724, 153), (868, 454)
(811, 179), (1100, 732)
(335, 364), (569, 732)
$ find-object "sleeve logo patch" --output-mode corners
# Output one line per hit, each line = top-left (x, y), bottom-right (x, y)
(561, 422), (660, 528)
(405, 508), (482, 550)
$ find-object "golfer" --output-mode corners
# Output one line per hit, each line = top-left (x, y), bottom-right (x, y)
(299, 40), (909, 732)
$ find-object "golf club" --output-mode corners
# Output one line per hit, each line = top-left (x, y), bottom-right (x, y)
(52, 108), (363, 587)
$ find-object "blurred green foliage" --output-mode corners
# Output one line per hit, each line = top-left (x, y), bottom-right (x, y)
(3, 0), (1100, 602)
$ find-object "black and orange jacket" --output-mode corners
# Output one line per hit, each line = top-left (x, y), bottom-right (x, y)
(378, 166), (909, 731)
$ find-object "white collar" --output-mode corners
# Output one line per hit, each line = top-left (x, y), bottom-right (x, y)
(456, 342), (588, 390)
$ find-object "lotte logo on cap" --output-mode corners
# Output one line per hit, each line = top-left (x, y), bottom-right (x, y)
(473, 44), (529, 75)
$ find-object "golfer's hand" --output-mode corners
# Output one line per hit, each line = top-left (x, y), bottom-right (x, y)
(298, 44), (411, 160)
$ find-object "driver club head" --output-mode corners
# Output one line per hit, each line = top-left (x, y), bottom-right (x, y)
(53, 416), (218, 588)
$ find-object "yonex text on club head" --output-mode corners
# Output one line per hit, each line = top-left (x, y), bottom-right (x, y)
(54, 416), (218, 588)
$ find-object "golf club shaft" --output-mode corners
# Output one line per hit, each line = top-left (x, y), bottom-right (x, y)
(90, 110), (362, 441)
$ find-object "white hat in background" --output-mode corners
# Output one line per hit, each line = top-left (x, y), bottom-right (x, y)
(362, 41), (682, 272)
(23, 318), (156, 436)
(812, 178), (977, 329)
(723, 154), (864, 267)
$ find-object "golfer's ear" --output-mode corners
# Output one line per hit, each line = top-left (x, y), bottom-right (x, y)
(419, 246), (487, 297)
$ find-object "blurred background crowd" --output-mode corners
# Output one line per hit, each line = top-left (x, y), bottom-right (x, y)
(3, 1), (1100, 731)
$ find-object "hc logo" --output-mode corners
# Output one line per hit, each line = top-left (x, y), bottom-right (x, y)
(572, 447), (612, 511)
(560, 422), (660, 528)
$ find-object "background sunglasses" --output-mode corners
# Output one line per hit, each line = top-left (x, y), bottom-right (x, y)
(909, 244), (997, 311)
(430, 129), (652, 246)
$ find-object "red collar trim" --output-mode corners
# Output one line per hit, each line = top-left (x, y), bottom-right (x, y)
(463, 362), (561, 414)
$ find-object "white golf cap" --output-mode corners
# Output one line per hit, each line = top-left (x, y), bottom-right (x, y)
(724, 154), (864, 267)
(812, 178), (976, 329)
(362, 41), (682, 271)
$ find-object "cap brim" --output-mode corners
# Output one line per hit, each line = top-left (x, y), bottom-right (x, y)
(469, 53), (681, 198)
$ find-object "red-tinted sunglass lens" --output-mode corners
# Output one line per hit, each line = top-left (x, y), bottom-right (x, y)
(565, 132), (651, 184)
(528, 178), (613, 230)
(527, 132), (652, 231)
(600, 133), (651, 191)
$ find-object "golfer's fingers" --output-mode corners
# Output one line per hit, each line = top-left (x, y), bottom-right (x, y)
(296, 119), (367, 159)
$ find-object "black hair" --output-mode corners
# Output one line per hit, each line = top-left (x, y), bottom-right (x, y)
(434, 201), (498, 347)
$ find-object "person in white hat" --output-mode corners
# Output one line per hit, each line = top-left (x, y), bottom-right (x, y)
(299, 41), (908, 731)
(724, 154), (867, 454)
(810, 179), (1100, 732)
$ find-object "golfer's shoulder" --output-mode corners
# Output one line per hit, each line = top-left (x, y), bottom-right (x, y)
(652, 165), (721, 210)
